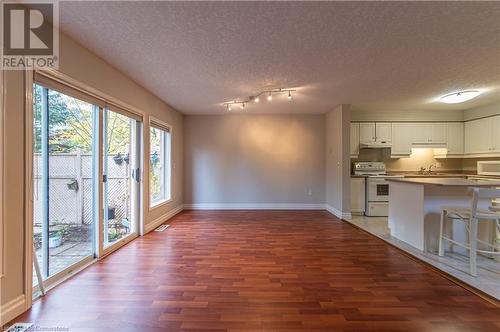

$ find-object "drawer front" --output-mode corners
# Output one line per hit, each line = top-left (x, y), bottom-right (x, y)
(366, 202), (388, 216)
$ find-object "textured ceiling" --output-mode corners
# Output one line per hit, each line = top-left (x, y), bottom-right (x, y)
(59, 1), (500, 114)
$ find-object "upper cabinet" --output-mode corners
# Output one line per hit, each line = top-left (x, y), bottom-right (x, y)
(391, 123), (414, 156)
(431, 123), (447, 144)
(412, 123), (446, 144)
(359, 122), (392, 144)
(445, 122), (464, 155)
(494, 116), (500, 152)
(375, 123), (392, 143)
(350, 122), (360, 157)
(359, 123), (375, 144)
(465, 115), (500, 155)
(351, 115), (500, 159)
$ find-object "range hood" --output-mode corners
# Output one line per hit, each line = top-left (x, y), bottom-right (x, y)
(359, 142), (392, 149)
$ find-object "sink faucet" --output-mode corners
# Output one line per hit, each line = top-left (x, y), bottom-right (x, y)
(428, 163), (437, 174)
(419, 166), (426, 175)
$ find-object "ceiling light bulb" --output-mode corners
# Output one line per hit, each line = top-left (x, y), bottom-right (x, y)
(440, 90), (480, 104)
(267, 92), (272, 101)
(254, 96), (259, 103)
(288, 91), (292, 100)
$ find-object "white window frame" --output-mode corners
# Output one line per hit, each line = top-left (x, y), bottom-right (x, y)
(24, 69), (146, 309)
(0, 67), (4, 279)
(149, 118), (172, 209)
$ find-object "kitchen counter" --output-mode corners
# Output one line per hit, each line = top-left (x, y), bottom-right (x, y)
(387, 177), (498, 252)
(397, 174), (467, 178)
(386, 177), (500, 187)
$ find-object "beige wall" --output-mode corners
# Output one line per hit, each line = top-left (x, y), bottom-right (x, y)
(57, 34), (184, 225)
(183, 114), (325, 206)
(464, 101), (500, 121)
(1, 70), (26, 308)
(325, 105), (351, 215)
(1, 32), (183, 312)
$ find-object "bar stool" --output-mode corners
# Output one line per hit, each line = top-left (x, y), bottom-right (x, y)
(439, 187), (500, 276)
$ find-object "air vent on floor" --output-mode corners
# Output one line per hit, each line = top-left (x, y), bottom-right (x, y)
(6, 323), (34, 332)
(155, 224), (170, 232)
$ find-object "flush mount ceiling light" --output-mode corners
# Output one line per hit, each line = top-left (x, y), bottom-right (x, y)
(223, 88), (296, 110)
(440, 90), (481, 104)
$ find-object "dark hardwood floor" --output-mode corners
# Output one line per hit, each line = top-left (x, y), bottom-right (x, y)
(12, 210), (500, 331)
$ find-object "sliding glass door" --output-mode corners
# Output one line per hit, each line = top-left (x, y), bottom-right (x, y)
(103, 109), (140, 248)
(33, 84), (96, 284)
(32, 79), (142, 293)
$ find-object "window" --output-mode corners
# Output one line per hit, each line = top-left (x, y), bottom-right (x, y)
(150, 122), (171, 207)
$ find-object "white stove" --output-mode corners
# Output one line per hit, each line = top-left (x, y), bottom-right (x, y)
(353, 161), (386, 176)
(353, 162), (403, 217)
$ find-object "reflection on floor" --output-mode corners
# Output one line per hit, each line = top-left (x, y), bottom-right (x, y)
(348, 215), (500, 300)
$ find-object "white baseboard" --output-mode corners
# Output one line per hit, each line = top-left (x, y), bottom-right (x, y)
(0, 295), (26, 326)
(183, 203), (326, 210)
(144, 205), (184, 234)
(325, 204), (352, 220)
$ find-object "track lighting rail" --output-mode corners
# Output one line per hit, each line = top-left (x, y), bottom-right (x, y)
(223, 88), (296, 111)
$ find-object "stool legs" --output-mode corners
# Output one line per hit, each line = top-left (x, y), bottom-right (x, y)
(439, 210), (446, 257)
(469, 217), (478, 277)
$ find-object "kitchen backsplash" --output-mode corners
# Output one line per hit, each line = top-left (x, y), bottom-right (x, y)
(353, 148), (500, 172)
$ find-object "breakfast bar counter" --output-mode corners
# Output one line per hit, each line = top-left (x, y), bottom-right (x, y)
(386, 177), (500, 252)
(387, 177), (500, 187)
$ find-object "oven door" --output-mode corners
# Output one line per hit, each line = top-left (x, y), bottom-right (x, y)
(367, 178), (390, 202)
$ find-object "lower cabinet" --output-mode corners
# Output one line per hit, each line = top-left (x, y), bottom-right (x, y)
(350, 177), (365, 214)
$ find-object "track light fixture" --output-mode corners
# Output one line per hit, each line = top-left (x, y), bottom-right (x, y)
(223, 88), (296, 111)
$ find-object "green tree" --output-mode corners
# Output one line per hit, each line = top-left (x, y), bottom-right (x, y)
(33, 84), (131, 155)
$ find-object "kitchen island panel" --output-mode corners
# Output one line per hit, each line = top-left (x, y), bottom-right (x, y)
(389, 180), (495, 252)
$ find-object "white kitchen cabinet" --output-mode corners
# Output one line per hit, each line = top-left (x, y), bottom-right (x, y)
(375, 123), (392, 143)
(412, 123), (432, 144)
(391, 123), (414, 156)
(464, 116), (499, 155)
(492, 115), (500, 152)
(445, 122), (464, 155)
(358, 122), (392, 144)
(350, 177), (365, 214)
(412, 123), (446, 144)
(431, 123), (447, 143)
(359, 123), (375, 144)
(350, 122), (360, 158)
